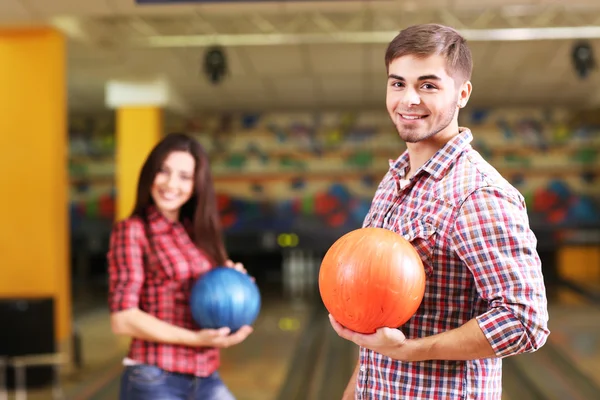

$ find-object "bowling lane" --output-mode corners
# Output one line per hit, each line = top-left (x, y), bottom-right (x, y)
(543, 295), (600, 389)
(217, 294), (316, 400)
(501, 286), (600, 400)
(71, 296), (314, 400)
(14, 248), (600, 400)
(10, 265), (318, 400)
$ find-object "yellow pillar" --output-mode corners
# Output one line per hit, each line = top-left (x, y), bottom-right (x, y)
(115, 107), (162, 220)
(0, 28), (70, 343)
(106, 78), (176, 221)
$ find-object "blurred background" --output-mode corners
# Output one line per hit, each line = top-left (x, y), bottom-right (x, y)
(1, 0), (600, 399)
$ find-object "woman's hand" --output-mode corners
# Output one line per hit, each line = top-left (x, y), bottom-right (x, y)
(190, 325), (254, 348)
(224, 259), (247, 274)
(224, 259), (255, 281)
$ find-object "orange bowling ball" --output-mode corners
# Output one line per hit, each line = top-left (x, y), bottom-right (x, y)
(319, 227), (426, 334)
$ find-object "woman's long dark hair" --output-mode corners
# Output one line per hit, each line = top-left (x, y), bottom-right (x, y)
(131, 132), (227, 265)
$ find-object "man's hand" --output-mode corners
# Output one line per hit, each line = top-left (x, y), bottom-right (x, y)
(329, 314), (420, 362)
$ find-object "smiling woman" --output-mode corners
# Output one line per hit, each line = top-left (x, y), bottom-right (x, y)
(106, 132), (254, 400)
(151, 150), (196, 222)
(130, 132), (227, 265)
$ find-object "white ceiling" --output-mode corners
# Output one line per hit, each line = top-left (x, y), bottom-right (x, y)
(2, 0), (600, 115)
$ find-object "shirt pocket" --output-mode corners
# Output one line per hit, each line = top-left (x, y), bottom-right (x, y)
(392, 218), (436, 277)
(363, 201), (390, 228)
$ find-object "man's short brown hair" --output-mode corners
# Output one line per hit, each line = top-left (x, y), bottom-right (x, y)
(385, 24), (473, 84)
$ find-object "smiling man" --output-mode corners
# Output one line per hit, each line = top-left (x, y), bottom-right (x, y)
(329, 24), (550, 400)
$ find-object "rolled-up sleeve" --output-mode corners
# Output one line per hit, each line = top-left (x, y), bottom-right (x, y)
(450, 186), (550, 358)
(107, 219), (145, 313)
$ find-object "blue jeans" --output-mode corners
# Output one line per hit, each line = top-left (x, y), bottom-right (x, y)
(119, 364), (236, 400)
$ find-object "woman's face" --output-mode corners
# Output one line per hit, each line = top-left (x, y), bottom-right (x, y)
(151, 151), (195, 221)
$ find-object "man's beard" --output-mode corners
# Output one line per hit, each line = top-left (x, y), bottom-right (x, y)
(398, 100), (458, 143)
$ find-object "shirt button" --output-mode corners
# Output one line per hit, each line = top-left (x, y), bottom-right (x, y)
(404, 234), (411, 240)
(360, 366), (365, 372)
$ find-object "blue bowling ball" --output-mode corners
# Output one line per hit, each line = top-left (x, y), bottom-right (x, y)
(190, 267), (261, 333)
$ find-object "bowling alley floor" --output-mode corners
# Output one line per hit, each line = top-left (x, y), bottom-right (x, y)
(7, 289), (314, 400)
(5, 285), (600, 400)
(544, 292), (600, 389)
(501, 287), (600, 400)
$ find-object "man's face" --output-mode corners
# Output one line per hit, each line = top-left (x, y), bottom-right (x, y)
(386, 54), (471, 143)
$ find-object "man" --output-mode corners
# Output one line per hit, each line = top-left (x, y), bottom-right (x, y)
(329, 24), (550, 399)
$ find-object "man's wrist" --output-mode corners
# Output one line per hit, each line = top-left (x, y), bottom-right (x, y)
(393, 337), (432, 362)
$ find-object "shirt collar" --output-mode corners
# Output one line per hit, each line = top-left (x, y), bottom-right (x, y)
(389, 127), (473, 180)
(147, 205), (178, 235)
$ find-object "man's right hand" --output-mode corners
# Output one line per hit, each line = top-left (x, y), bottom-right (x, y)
(191, 325), (254, 348)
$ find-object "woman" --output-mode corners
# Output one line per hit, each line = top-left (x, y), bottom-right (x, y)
(107, 132), (253, 400)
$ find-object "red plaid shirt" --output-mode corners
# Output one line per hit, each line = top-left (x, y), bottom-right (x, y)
(107, 205), (219, 377)
(357, 128), (550, 399)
